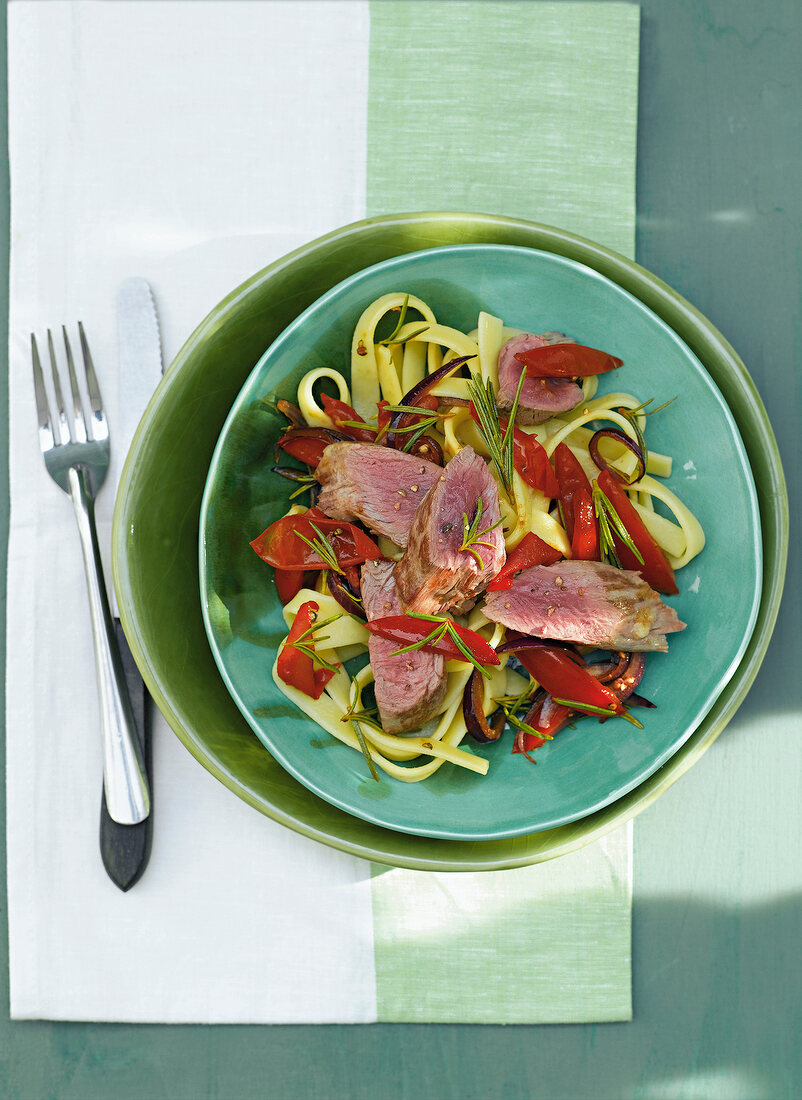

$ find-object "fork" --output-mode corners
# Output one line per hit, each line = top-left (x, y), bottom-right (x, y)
(31, 324), (151, 825)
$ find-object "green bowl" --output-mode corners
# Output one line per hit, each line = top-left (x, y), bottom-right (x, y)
(113, 213), (788, 871)
(199, 244), (761, 840)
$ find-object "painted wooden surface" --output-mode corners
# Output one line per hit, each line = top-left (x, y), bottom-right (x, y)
(1, 1), (799, 1097)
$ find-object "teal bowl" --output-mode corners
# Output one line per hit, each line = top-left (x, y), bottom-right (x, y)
(113, 213), (788, 870)
(199, 243), (761, 840)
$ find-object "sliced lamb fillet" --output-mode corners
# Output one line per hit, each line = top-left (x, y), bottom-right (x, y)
(483, 559), (686, 653)
(394, 446), (506, 615)
(361, 560), (447, 734)
(497, 332), (583, 425)
(316, 442), (441, 546)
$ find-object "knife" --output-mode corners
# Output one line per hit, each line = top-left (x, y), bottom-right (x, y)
(100, 278), (164, 891)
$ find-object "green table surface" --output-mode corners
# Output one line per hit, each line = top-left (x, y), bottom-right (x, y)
(2, 2), (799, 1098)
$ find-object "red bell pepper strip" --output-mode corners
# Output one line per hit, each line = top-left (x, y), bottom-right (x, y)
(507, 642), (625, 717)
(320, 394), (376, 442)
(274, 567), (310, 605)
(376, 399), (392, 438)
(276, 600), (336, 700)
(554, 442), (592, 540)
(366, 615), (500, 667)
(596, 470), (678, 595)
(487, 532), (563, 591)
(251, 508), (382, 572)
(469, 406), (559, 497)
(342, 563), (361, 592)
(514, 343), (623, 378)
(510, 428), (559, 497)
(276, 432), (330, 468)
(571, 486), (599, 561)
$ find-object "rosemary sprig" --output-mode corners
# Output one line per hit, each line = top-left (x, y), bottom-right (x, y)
(466, 367), (525, 506)
(290, 643), (339, 673)
(294, 522), (344, 574)
(383, 325), (430, 346)
(288, 613), (343, 674)
(505, 710), (554, 742)
(616, 395), (677, 477)
(592, 484), (644, 568)
(389, 613), (493, 679)
(342, 678), (381, 781)
(459, 496), (503, 568)
(628, 395), (678, 418)
(380, 294), (430, 345)
(382, 403), (445, 416)
(385, 416), (440, 435)
(336, 415), (439, 437)
(335, 419), (378, 433)
(492, 687), (538, 712)
(552, 696), (644, 729)
(492, 683), (554, 740)
(389, 620), (449, 656)
(447, 627), (492, 677)
(401, 422), (437, 453)
(335, 414), (392, 445)
(617, 408), (648, 475)
(293, 614), (342, 643)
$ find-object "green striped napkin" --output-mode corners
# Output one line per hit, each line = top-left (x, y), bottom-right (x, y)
(367, 0), (639, 1024)
(7, 0), (639, 1025)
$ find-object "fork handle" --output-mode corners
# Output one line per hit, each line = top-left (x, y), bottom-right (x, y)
(68, 466), (151, 825)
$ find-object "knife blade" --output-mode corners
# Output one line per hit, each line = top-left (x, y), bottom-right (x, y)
(100, 278), (164, 891)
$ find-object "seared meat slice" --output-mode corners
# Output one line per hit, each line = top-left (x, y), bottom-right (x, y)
(316, 442), (441, 546)
(497, 332), (583, 425)
(394, 447), (506, 615)
(361, 560), (447, 734)
(483, 560), (686, 652)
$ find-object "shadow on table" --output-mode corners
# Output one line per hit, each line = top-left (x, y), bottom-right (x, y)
(350, 891), (802, 1100)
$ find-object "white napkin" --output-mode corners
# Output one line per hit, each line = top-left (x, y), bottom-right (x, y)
(6, 0), (635, 1023)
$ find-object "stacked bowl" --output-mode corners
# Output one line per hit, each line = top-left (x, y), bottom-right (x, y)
(112, 213), (787, 871)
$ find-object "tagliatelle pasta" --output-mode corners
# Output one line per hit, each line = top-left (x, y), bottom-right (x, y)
(261, 293), (706, 782)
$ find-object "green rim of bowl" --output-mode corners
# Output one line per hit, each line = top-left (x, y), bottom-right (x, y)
(113, 212), (788, 871)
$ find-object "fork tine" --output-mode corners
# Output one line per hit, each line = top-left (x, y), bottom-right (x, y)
(78, 322), (108, 442)
(47, 329), (72, 445)
(31, 334), (57, 450)
(62, 325), (89, 443)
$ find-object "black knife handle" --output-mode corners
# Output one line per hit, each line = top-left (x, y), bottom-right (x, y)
(99, 620), (153, 891)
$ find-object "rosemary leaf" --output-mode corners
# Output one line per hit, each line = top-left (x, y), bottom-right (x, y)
(380, 295), (430, 346)
(382, 324), (430, 346)
(401, 423), (436, 453)
(290, 643), (339, 674)
(389, 416), (440, 434)
(381, 294), (410, 343)
(459, 496), (503, 568)
(445, 623), (492, 679)
(505, 711), (554, 741)
(551, 697), (643, 728)
(592, 485), (644, 566)
(387, 623), (448, 658)
(343, 677), (381, 781)
(294, 522), (344, 574)
(293, 614), (342, 645)
(351, 720), (380, 781)
(289, 482), (316, 501)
